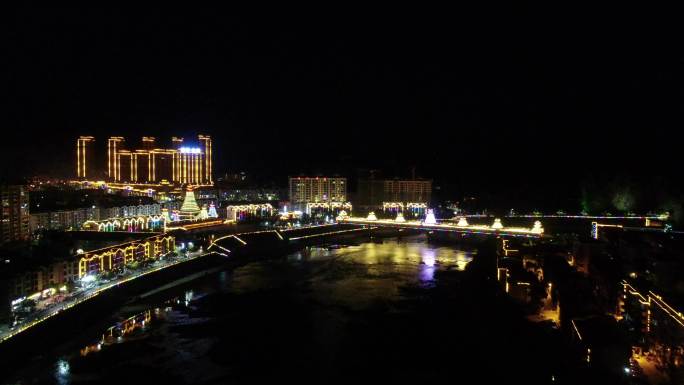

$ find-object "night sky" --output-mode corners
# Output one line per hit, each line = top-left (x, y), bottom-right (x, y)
(6, 7), (684, 205)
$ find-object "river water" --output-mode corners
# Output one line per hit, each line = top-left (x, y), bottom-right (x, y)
(4, 235), (565, 384)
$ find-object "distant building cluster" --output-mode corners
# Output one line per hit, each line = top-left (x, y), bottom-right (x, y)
(0, 185), (30, 244)
(0, 233), (175, 322)
(7, 260), (80, 303)
(226, 203), (274, 222)
(288, 177), (347, 212)
(76, 134), (213, 185)
(218, 188), (280, 202)
(29, 203), (162, 232)
(355, 178), (432, 213)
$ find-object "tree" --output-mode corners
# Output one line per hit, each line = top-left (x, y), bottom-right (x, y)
(20, 299), (37, 313)
(612, 189), (635, 213)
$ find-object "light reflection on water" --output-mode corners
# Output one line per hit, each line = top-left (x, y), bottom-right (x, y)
(79, 302), (183, 359)
(55, 359), (69, 385)
(294, 238), (473, 276)
(42, 294), (194, 385)
(454, 250), (472, 271)
(420, 249), (436, 282)
(28, 236), (473, 384)
(276, 236), (475, 309)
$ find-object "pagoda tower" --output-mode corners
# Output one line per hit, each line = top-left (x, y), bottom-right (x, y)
(179, 186), (201, 221)
(208, 202), (218, 218)
(199, 205), (209, 220)
(423, 209), (437, 225)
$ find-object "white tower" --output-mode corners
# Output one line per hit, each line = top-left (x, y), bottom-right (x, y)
(423, 209), (437, 225)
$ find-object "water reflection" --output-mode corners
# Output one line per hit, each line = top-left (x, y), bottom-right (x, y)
(420, 249), (436, 282)
(24, 236), (475, 384)
(281, 237), (476, 309)
(79, 292), (194, 358)
(185, 290), (194, 306)
(55, 359), (69, 385)
(454, 250), (472, 271)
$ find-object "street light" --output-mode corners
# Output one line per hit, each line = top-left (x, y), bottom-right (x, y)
(80, 275), (97, 289)
(80, 275), (96, 284)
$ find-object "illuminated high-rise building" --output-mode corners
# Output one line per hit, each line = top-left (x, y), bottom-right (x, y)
(107, 137), (124, 180)
(142, 136), (155, 150)
(356, 178), (432, 209)
(153, 150), (174, 182)
(199, 135), (213, 184)
(81, 135), (213, 185)
(172, 136), (184, 148)
(76, 136), (96, 179)
(0, 185), (29, 244)
(173, 139), (208, 185)
(289, 177), (347, 207)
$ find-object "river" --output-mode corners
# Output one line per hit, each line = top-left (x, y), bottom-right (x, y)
(4, 235), (567, 384)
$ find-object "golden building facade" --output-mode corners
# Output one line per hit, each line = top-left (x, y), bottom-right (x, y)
(77, 135), (213, 185)
(78, 234), (175, 277)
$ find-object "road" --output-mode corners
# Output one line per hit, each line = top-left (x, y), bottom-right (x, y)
(0, 249), (208, 344)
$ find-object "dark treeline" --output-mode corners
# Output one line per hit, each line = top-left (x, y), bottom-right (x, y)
(449, 173), (684, 224)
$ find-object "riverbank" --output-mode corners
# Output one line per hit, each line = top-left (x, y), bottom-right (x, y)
(3, 234), (580, 385)
(0, 224), (380, 380)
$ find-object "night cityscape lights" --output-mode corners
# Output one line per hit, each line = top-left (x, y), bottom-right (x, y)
(79, 135), (214, 187)
(342, 212), (545, 238)
(423, 209), (437, 225)
(6, 12), (684, 384)
(5, 134), (684, 384)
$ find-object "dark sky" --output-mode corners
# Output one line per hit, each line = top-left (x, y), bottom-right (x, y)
(6, 7), (684, 203)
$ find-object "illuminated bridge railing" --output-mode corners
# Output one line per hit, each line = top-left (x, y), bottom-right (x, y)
(340, 217), (544, 238)
(622, 281), (684, 330)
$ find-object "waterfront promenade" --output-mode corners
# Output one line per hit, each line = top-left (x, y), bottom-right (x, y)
(0, 249), (207, 344)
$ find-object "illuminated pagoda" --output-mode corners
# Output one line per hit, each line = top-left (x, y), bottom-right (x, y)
(336, 210), (349, 221)
(456, 217), (469, 227)
(423, 209), (437, 225)
(199, 205), (209, 220)
(366, 211), (378, 221)
(208, 202), (218, 218)
(532, 220), (544, 234)
(178, 187), (201, 221)
(395, 212), (406, 223)
(492, 218), (504, 229)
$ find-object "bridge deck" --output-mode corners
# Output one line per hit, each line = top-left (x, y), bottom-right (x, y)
(341, 218), (544, 238)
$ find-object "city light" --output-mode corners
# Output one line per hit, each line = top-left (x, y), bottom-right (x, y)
(532, 221), (544, 234)
(336, 210), (349, 221)
(423, 209), (437, 225)
(9, 19), (684, 383)
(395, 212), (406, 223)
(1, 246), (204, 345)
(179, 147), (202, 154)
(77, 135), (213, 187)
(56, 359), (70, 378)
(80, 275), (96, 283)
(341, 216), (544, 237)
